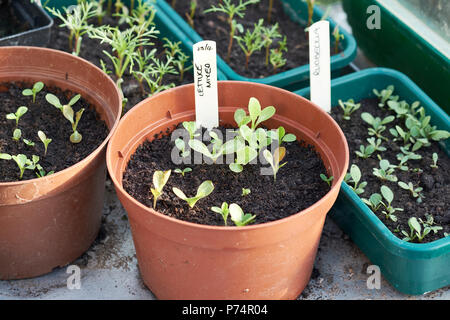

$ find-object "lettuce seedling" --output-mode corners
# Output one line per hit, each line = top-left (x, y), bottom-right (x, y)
(263, 147), (287, 181)
(150, 170), (171, 209)
(6, 106), (28, 127)
(419, 214), (443, 235)
(332, 25), (344, 54)
(173, 180), (214, 208)
(373, 159), (398, 182)
(38, 131), (52, 156)
(211, 202), (230, 226)
(261, 23), (281, 66)
(0, 153), (12, 160)
(373, 85), (398, 108)
(346, 164), (367, 195)
(175, 138), (190, 158)
(204, 0), (259, 62)
(22, 82), (44, 103)
(230, 145), (258, 173)
(189, 134), (237, 163)
(320, 173), (333, 187)
(23, 139), (35, 147)
(182, 121), (199, 140)
(234, 19), (264, 70)
(380, 185), (403, 222)
(11, 154), (39, 179)
(12, 128), (21, 142)
(36, 164), (54, 178)
(246, 97), (276, 131)
(267, 126), (297, 146)
(361, 112), (395, 141)
(430, 152), (438, 169)
(242, 188), (251, 196)
(229, 203), (256, 227)
(398, 181), (424, 203)
(174, 167), (192, 176)
(338, 99), (360, 120)
(362, 193), (382, 211)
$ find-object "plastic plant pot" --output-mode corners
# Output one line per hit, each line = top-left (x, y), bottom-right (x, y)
(0, 47), (122, 280)
(155, 0), (357, 91)
(106, 81), (349, 300)
(295, 67), (450, 295)
(0, 0), (53, 47)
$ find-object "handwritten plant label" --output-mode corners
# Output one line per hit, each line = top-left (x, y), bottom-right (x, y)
(309, 20), (331, 113)
(193, 40), (219, 129)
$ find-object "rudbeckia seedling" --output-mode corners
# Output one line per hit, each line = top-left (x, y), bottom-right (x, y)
(229, 203), (256, 227)
(362, 193), (382, 211)
(172, 180), (214, 208)
(22, 82), (44, 103)
(398, 181), (424, 203)
(338, 99), (360, 120)
(345, 164), (367, 195)
(150, 170), (171, 209)
(6, 106), (28, 127)
(380, 185), (403, 222)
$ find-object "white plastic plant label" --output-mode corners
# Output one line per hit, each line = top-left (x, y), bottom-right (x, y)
(193, 40), (219, 130)
(309, 20), (331, 113)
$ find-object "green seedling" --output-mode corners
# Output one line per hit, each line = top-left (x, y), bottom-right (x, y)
(229, 144), (258, 173)
(47, 2), (97, 55)
(204, 0), (260, 62)
(373, 85), (398, 108)
(367, 137), (386, 152)
(303, 0), (317, 27)
(261, 23), (281, 66)
(355, 144), (375, 159)
(45, 93), (84, 143)
(263, 147), (287, 181)
(211, 202), (230, 226)
(174, 138), (190, 158)
(389, 125), (412, 145)
(35, 164), (54, 178)
(267, 126), (297, 146)
(361, 112), (395, 141)
(373, 159), (398, 182)
(332, 25), (344, 54)
(380, 185), (403, 222)
(174, 51), (193, 82)
(22, 82), (44, 103)
(12, 128), (22, 142)
(269, 37), (287, 72)
(182, 121), (199, 140)
(185, 0), (197, 28)
(247, 97), (276, 131)
(11, 154), (39, 179)
(189, 133), (237, 163)
(163, 38), (182, 59)
(234, 19), (264, 70)
(150, 170), (171, 209)
(387, 100), (410, 118)
(346, 164), (367, 195)
(430, 152), (438, 169)
(131, 48), (157, 95)
(338, 99), (360, 120)
(135, 55), (177, 96)
(320, 173), (333, 187)
(362, 193), (382, 212)
(125, 0), (156, 29)
(6, 106), (28, 127)
(419, 214), (443, 234)
(174, 167), (192, 176)
(173, 180), (214, 208)
(242, 188), (251, 196)
(23, 139), (35, 147)
(229, 203), (256, 226)
(401, 217), (438, 242)
(38, 131), (52, 156)
(398, 181), (424, 203)
(0, 153), (12, 160)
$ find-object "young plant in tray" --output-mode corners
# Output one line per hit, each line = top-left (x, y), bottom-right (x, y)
(380, 185), (403, 222)
(263, 147), (287, 181)
(345, 164), (367, 195)
(173, 180), (215, 208)
(332, 25), (344, 55)
(338, 99), (360, 120)
(269, 36), (287, 72)
(261, 23), (282, 66)
(361, 112), (395, 141)
(234, 19), (264, 70)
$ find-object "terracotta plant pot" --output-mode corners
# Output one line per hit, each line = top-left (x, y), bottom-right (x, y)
(107, 82), (348, 299)
(0, 47), (122, 279)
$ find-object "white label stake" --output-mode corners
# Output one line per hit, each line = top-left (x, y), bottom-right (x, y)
(193, 40), (219, 129)
(309, 21), (331, 113)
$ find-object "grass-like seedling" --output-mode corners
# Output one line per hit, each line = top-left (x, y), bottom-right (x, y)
(174, 51), (193, 82)
(430, 152), (438, 169)
(373, 159), (398, 182)
(6, 106), (28, 127)
(320, 173), (333, 187)
(332, 25), (344, 54)
(362, 193), (382, 211)
(38, 131), (52, 156)
(229, 203), (256, 226)
(22, 82), (44, 103)
(269, 36), (287, 72)
(398, 181), (424, 203)
(263, 147), (287, 181)
(345, 164), (367, 195)
(303, 0), (318, 27)
(173, 180), (215, 208)
(234, 19), (264, 70)
(242, 188), (251, 196)
(261, 23), (282, 66)
(174, 167), (192, 176)
(211, 202), (230, 226)
(47, 2), (97, 56)
(361, 112), (395, 141)
(380, 185), (403, 222)
(150, 170), (171, 209)
(204, 0), (260, 62)
(12, 128), (22, 142)
(373, 85), (398, 108)
(338, 99), (360, 120)
(46, 93), (84, 143)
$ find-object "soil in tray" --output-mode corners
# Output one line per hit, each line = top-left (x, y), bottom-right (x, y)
(0, 82), (108, 182)
(0, 1), (30, 38)
(172, 0), (341, 79)
(331, 98), (450, 243)
(123, 125), (330, 226)
(47, 15), (194, 112)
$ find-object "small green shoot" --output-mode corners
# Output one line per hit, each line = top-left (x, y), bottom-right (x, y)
(11, 154), (39, 179)
(380, 185), (403, 222)
(373, 159), (398, 182)
(338, 99), (360, 120)
(211, 202), (230, 226)
(150, 170), (171, 209)
(242, 188), (251, 196)
(22, 82), (44, 103)
(398, 181), (424, 203)
(6, 106), (28, 127)
(361, 112), (395, 141)
(346, 164), (367, 195)
(430, 153), (438, 169)
(362, 193), (382, 211)
(229, 203), (256, 226)
(332, 25), (344, 54)
(373, 85), (398, 108)
(23, 139), (35, 147)
(320, 173), (333, 187)
(263, 147), (287, 181)
(12, 128), (22, 142)
(182, 121), (199, 140)
(175, 138), (190, 158)
(36, 164), (54, 178)
(174, 167), (192, 176)
(173, 180), (214, 208)
(38, 131), (52, 156)
(234, 19), (264, 70)
(355, 144), (375, 159)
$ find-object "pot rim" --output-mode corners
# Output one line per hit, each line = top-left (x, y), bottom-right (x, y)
(0, 46), (122, 187)
(107, 81), (349, 231)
